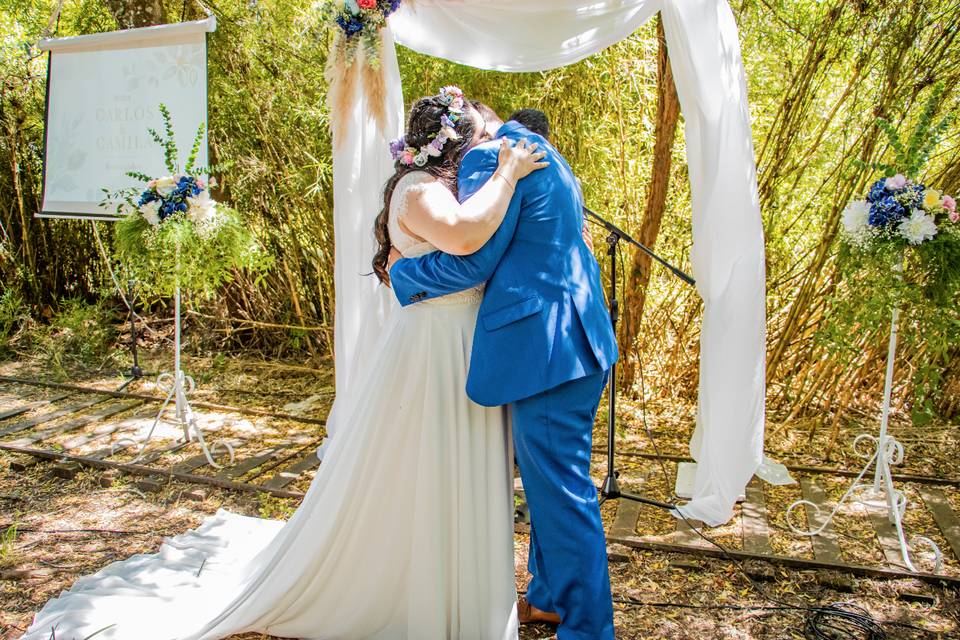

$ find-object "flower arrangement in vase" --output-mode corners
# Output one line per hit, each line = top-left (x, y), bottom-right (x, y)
(103, 104), (267, 299)
(826, 81), (960, 424)
(841, 84), (958, 258)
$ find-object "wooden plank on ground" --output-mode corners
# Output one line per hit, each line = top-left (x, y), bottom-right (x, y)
(867, 503), (909, 570)
(800, 477), (843, 564)
(673, 517), (710, 547)
(742, 478), (773, 554)
(243, 436), (321, 482)
(602, 532), (960, 587)
(0, 394), (71, 421)
(0, 441), (305, 500)
(216, 443), (293, 480)
(170, 439), (246, 474)
(610, 500), (642, 539)
(609, 470), (648, 539)
(8, 401), (142, 447)
(918, 486), (960, 563)
(49, 409), (158, 479)
(0, 396), (108, 438)
(81, 437), (191, 472)
(260, 449), (321, 491)
(58, 408), (155, 451)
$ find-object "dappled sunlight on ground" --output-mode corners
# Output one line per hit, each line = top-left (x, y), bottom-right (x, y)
(0, 355), (957, 638)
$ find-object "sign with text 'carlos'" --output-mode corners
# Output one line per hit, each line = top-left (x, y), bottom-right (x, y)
(38, 17), (215, 220)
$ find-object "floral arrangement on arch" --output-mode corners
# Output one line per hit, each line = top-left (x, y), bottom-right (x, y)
(324, 0), (402, 54)
(103, 104), (268, 299)
(320, 0), (404, 144)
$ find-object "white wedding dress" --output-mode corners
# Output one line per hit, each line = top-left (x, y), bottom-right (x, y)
(21, 171), (519, 640)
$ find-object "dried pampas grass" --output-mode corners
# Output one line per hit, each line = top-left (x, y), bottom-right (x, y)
(362, 33), (389, 135)
(326, 29), (394, 146)
(325, 33), (360, 148)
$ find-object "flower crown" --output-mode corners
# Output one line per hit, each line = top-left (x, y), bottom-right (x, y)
(390, 86), (467, 167)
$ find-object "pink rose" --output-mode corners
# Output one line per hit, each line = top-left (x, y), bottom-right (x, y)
(885, 173), (908, 190)
(942, 194), (956, 213)
(949, 210), (959, 224)
(358, 0), (376, 8)
(402, 150), (415, 165)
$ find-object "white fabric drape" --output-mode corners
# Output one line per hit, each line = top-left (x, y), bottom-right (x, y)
(328, 30), (405, 445)
(333, 0), (766, 526)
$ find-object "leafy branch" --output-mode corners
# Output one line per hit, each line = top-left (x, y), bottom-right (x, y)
(857, 82), (955, 179)
(144, 104), (210, 176)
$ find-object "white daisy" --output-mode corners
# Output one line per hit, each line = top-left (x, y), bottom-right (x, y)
(187, 191), (217, 226)
(897, 208), (938, 245)
(139, 199), (161, 226)
(841, 200), (873, 247)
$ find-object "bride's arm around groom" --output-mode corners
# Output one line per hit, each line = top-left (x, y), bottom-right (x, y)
(389, 135), (530, 306)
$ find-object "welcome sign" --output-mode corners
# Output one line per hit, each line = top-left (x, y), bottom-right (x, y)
(38, 17), (215, 220)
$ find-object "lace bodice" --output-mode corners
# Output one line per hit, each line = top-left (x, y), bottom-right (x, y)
(389, 171), (437, 258)
(389, 171), (484, 307)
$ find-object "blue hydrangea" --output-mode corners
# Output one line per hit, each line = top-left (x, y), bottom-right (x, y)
(336, 15), (364, 36)
(138, 190), (158, 207)
(867, 179), (888, 203)
(869, 195), (906, 228)
(159, 200), (175, 220)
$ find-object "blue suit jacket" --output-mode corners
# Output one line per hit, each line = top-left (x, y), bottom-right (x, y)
(389, 121), (618, 406)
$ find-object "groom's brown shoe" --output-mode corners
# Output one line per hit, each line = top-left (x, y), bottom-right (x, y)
(518, 596), (561, 626)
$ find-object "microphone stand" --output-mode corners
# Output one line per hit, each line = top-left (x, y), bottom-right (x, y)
(584, 206), (695, 512)
(116, 279), (146, 392)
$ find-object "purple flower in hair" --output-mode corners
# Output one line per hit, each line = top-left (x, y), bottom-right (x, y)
(389, 136), (406, 159)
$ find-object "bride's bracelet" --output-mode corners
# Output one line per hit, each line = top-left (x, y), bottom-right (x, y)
(494, 171), (516, 192)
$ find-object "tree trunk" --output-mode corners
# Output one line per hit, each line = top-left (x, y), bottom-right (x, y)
(103, 0), (165, 29)
(618, 16), (681, 393)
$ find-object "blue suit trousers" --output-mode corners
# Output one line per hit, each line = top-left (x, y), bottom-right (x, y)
(512, 370), (614, 640)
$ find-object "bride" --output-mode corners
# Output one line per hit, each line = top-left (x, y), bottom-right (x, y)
(20, 88), (547, 640)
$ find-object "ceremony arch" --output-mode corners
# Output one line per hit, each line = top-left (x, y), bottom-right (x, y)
(330, 0), (766, 527)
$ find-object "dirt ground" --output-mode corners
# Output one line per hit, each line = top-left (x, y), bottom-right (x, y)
(0, 352), (958, 639)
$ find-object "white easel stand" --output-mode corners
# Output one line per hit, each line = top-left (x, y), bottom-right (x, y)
(787, 304), (942, 573)
(131, 286), (234, 468)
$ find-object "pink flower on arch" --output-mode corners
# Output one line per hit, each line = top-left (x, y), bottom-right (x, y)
(358, 0), (377, 8)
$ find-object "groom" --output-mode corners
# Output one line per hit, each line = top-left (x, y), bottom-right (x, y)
(389, 108), (618, 640)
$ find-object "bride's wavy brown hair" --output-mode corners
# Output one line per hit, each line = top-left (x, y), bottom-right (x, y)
(372, 96), (479, 284)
